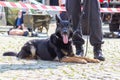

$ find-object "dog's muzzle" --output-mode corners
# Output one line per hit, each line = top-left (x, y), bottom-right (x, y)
(63, 29), (68, 34)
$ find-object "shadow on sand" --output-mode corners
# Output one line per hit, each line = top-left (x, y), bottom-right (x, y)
(0, 59), (76, 73)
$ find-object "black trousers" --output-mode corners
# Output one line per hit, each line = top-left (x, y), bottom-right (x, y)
(66, 0), (103, 46)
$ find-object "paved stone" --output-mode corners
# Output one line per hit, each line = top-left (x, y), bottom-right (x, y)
(0, 21), (120, 80)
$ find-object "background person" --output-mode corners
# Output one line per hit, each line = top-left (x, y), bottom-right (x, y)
(15, 10), (24, 29)
(18, 0), (31, 28)
(8, 11), (29, 36)
(58, 0), (68, 20)
(7, 0), (31, 36)
(8, 0), (30, 37)
(8, 10), (29, 36)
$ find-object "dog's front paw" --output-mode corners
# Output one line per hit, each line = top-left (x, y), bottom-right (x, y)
(60, 57), (88, 64)
(77, 59), (87, 64)
(93, 59), (100, 63)
(87, 59), (100, 63)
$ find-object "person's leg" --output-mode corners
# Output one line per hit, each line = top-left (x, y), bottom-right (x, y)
(60, 11), (68, 20)
(84, 0), (105, 61)
(16, 18), (22, 29)
(66, 0), (85, 56)
(8, 29), (24, 36)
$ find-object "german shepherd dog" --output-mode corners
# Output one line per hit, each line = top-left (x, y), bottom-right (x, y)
(3, 15), (100, 64)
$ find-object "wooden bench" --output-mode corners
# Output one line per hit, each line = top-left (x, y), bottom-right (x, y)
(24, 14), (52, 33)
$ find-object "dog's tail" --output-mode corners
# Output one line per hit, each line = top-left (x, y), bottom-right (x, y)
(3, 52), (17, 56)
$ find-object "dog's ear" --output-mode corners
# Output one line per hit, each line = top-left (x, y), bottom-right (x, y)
(55, 15), (60, 23)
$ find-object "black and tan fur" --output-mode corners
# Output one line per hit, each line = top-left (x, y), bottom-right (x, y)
(3, 15), (100, 64)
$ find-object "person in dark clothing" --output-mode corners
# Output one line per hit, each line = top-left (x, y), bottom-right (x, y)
(66, 0), (105, 61)
(8, 10), (29, 36)
(58, 0), (68, 20)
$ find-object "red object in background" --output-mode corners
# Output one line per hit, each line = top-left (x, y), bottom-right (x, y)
(99, 0), (110, 3)
(99, 0), (103, 3)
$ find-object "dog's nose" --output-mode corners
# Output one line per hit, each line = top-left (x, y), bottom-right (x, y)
(63, 28), (67, 33)
(63, 29), (68, 34)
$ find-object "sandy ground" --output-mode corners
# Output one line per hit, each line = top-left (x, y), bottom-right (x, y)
(0, 21), (120, 80)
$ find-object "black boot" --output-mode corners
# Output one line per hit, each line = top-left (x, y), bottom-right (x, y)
(75, 45), (84, 56)
(94, 45), (105, 61)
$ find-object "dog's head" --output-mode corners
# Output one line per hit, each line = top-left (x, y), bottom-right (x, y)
(55, 15), (73, 44)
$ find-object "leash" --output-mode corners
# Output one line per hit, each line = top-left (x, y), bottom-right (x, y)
(76, 0), (89, 57)
(83, 0), (91, 57)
